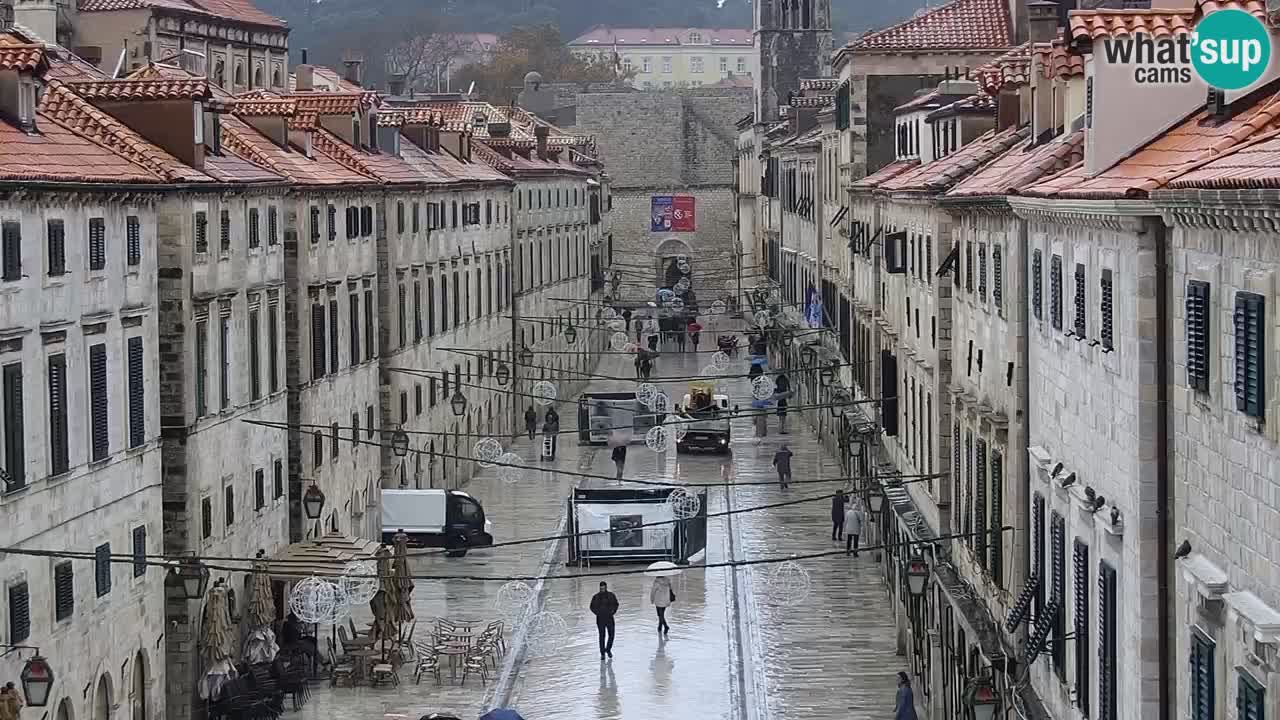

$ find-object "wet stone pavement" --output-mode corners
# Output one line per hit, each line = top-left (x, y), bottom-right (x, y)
(299, 320), (903, 720)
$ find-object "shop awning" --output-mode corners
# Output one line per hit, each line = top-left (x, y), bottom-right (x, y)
(266, 532), (380, 581)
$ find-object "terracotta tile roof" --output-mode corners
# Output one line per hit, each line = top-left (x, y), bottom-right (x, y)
(288, 92), (369, 116)
(203, 152), (284, 183)
(287, 112), (318, 131)
(1033, 41), (1084, 79)
(569, 26), (753, 46)
(847, 0), (1012, 52)
(1164, 128), (1280, 188)
(789, 95), (833, 108)
(975, 42), (1031, 94)
(231, 97), (298, 117)
(947, 130), (1085, 198)
(1026, 88), (1280, 198)
(895, 89), (963, 113)
(881, 125), (1030, 193)
(71, 77), (211, 101)
(411, 100), (593, 147)
(39, 80), (210, 182)
(1197, 0), (1267, 21)
(471, 141), (514, 172)
(77, 0), (287, 29)
(927, 93), (998, 120)
(0, 43), (46, 72)
(404, 139), (510, 184)
(0, 108), (161, 184)
(219, 114), (374, 186)
(312, 129), (428, 184)
(41, 47), (110, 81)
(800, 78), (838, 91)
(1067, 9), (1195, 42)
(850, 159), (920, 191)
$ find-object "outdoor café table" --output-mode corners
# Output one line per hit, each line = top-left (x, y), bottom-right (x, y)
(348, 648), (382, 683)
(434, 641), (471, 682)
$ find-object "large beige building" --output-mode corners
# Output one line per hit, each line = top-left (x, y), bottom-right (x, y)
(568, 26), (755, 90)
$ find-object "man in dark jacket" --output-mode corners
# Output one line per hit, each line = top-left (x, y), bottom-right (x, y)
(590, 581), (619, 658)
(612, 444), (628, 480)
(774, 373), (791, 433)
(543, 409), (560, 460)
(772, 445), (793, 489)
(524, 406), (538, 440)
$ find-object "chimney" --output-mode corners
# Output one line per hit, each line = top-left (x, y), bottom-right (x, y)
(12, 0), (56, 45)
(387, 73), (406, 96)
(1027, 0), (1060, 43)
(535, 124), (549, 160)
(342, 52), (363, 87)
(296, 49), (314, 91)
(0, 66), (39, 132)
(996, 89), (1021, 131)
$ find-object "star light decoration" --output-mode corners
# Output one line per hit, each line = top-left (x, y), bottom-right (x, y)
(665, 487), (702, 520)
(710, 299), (727, 315)
(611, 332), (630, 351)
(474, 437), (503, 467)
(636, 383), (659, 408)
(657, 288), (676, 304)
(495, 580), (536, 625)
(645, 425), (671, 452)
(524, 611), (569, 657)
(497, 452), (524, 483)
(340, 560), (379, 605)
(754, 310), (772, 327)
(288, 576), (344, 625)
(531, 381), (558, 406)
(678, 259), (691, 274)
(650, 391), (672, 414)
(765, 556), (812, 607)
(752, 375), (777, 400)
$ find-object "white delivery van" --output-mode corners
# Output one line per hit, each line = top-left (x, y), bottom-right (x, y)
(381, 489), (494, 557)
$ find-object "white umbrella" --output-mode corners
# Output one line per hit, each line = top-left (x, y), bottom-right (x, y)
(645, 561), (684, 577)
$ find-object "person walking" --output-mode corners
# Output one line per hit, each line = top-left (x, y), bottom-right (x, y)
(845, 499), (866, 556)
(622, 308), (633, 333)
(753, 408), (769, 440)
(639, 355), (653, 380)
(772, 444), (793, 489)
(688, 319), (702, 352)
(831, 490), (848, 541)
(590, 581), (619, 659)
(612, 444), (628, 480)
(650, 576), (675, 636)
(895, 672), (919, 720)
(542, 409), (560, 460)
(524, 406), (538, 440)
(775, 372), (791, 433)
(676, 329), (687, 352)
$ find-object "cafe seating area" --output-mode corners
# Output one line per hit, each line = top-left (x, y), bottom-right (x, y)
(324, 617), (506, 690)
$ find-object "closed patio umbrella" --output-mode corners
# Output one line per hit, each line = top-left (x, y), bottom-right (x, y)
(199, 582), (237, 700)
(242, 555), (278, 664)
(392, 531), (415, 653)
(372, 546), (398, 658)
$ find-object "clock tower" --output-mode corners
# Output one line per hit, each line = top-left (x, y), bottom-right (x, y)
(754, 0), (833, 121)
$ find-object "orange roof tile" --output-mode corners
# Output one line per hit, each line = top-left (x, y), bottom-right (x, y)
(975, 42), (1031, 94)
(1163, 127), (1280, 188)
(203, 151), (284, 183)
(927, 93), (998, 120)
(947, 130), (1085, 198)
(71, 77), (210, 101)
(231, 97), (297, 117)
(38, 80), (210, 183)
(0, 43), (46, 72)
(0, 110), (160, 184)
(1197, 0), (1267, 21)
(410, 101), (593, 146)
(219, 115), (373, 186)
(847, 0), (1012, 52)
(1026, 88), (1280, 198)
(1033, 41), (1084, 80)
(850, 159), (920, 191)
(312, 129), (431, 184)
(289, 92), (366, 116)
(77, 0), (287, 29)
(401, 137), (511, 184)
(882, 125), (1029, 193)
(287, 112), (318, 131)
(1067, 9), (1195, 42)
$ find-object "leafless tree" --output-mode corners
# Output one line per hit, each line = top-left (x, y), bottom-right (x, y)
(385, 31), (475, 92)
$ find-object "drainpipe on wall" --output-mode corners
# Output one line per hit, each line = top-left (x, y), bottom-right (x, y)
(1151, 216), (1172, 720)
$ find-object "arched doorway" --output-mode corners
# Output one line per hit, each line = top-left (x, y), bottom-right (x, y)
(94, 673), (113, 720)
(653, 237), (694, 288)
(131, 652), (147, 720)
(56, 698), (74, 720)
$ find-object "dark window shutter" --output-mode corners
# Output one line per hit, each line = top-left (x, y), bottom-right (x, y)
(452, 272), (461, 326)
(132, 526), (146, 577)
(313, 433), (323, 468)
(332, 205), (342, 241)
(412, 202), (420, 233)
(268, 304), (279, 393)
(127, 336), (145, 448)
(201, 497), (212, 538)
(361, 206), (373, 236)
(328, 299), (339, 372)
(992, 245), (1003, 308)
(88, 217), (106, 270)
(53, 562), (73, 620)
(964, 433), (974, 543)
(880, 351), (898, 436)
(195, 321), (208, 416)
(1234, 292), (1266, 418)
(267, 206), (278, 245)
(1074, 263), (1087, 336)
(1050, 255), (1063, 329)
(90, 343), (108, 461)
(396, 201), (405, 234)
(0, 361), (20, 490)
(990, 452), (1004, 587)
(219, 209), (230, 252)
(310, 206), (320, 243)
(247, 208), (259, 249)
(94, 542), (111, 596)
(978, 243), (987, 299)
(952, 423), (961, 530)
(1238, 673), (1264, 720)
(311, 303), (326, 379)
(398, 284), (407, 346)
(254, 468), (265, 509)
(196, 211), (209, 253)
(1032, 249), (1043, 320)
(47, 219), (65, 276)
(224, 484), (235, 526)
(363, 289), (374, 361)
(1187, 281), (1211, 392)
(1190, 635), (1215, 720)
(273, 459), (283, 499)
(48, 353), (68, 475)
(1101, 268), (1114, 350)
(974, 439), (988, 569)
(1033, 493), (1046, 622)
(126, 215), (141, 266)
(1051, 512), (1066, 677)
(1074, 539), (1091, 717)
(248, 309), (261, 400)
(414, 281), (423, 341)
(1099, 561), (1118, 720)
(7, 582), (29, 642)
(2, 221), (21, 281)
(349, 294), (360, 366)
(966, 241), (975, 292)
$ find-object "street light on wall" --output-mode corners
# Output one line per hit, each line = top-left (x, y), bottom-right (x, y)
(564, 322), (578, 345)
(302, 484), (326, 521)
(391, 428), (410, 457)
(519, 345), (535, 367)
(906, 551), (931, 597)
(19, 654), (54, 707)
(819, 363), (837, 386)
(450, 389), (468, 417)
(963, 671), (1000, 720)
(169, 556), (211, 600)
(495, 362), (511, 387)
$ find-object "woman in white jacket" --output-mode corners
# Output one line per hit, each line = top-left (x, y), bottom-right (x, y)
(650, 576), (675, 636)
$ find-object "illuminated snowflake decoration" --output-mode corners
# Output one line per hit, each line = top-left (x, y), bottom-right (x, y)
(665, 487), (702, 520)
(645, 426), (671, 452)
(670, 296), (685, 311)
(752, 375), (777, 400)
(710, 299), (727, 315)
(289, 576), (343, 625)
(611, 332), (631, 351)
(754, 310), (772, 327)
(524, 611), (569, 657)
(765, 558), (812, 607)
(317, 583), (353, 625)
(666, 417), (690, 443)
(340, 561), (378, 606)
(604, 307), (618, 321)
(497, 452), (524, 484)
(651, 391), (671, 414)
(710, 351), (731, 371)
(474, 437), (504, 467)
(609, 318), (626, 332)
(637, 383), (659, 408)
(677, 259), (691, 274)
(675, 277), (691, 292)
(657, 288), (676, 304)
(531, 381), (558, 406)
(495, 581), (536, 625)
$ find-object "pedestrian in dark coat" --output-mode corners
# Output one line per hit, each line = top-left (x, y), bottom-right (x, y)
(542, 411), (560, 460)
(612, 444), (628, 480)
(524, 406), (538, 440)
(771, 445), (793, 489)
(590, 581), (620, 658)
(831, 490), (848, 541)
(895, 672), (919, 720)
(639, 356), (653, 380)
(775, 373), (791, 433)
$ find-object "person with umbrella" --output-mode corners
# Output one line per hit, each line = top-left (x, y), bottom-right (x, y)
(649, 575), (675, 637)
(688, 319), (703, 352)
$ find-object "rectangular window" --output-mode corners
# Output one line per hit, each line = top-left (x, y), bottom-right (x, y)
(219, 313), (230, 409)
(328, 298), (339, 373)
(427, 277), (436, 336)
(127, 337), (145, 448)
(414, 281), (423, 341)
(349, 293), (360, 366)
(399, 390), (408, 424)
(1234, 291), (1266, 418)
(88, 217), (106, 270)
(978, 243), (987, 299)
(53, 561), (73, 620)
(1190, 635), (1215, 720)
(273, 459), (283, 499)
(415, 384), (423, 415)
(126, 215), (141, 266)
(990, 452), (1003, 586)
(1187, 281), (1211, 392)
(47, 353), (68, 475)
(1033, 493), (1045, 621)
(94, 542), (111, 597)
(132, 526), (146, 577)
(1032, 249), (1042, 321)
(267, 206), (278, 245)
(47, 219), (65, 276)
(396, 201), (405, 234)
(219, 209), (231, 253)
(1238, 674), (1265, 720)
(254, 468), (265, 510)
(992, 245), (1003, 308)
(224, 484), (234, 527)
(351, 413), (360, 449)
(1050, 254), (1063, 330)
(248, 308), (261, 401)
(331, 204), (340, 241)
(312, 432), (323, 469)
(364, 289), (374, 361)
(1074, 263), (1087, 336)
(366, 405), (374, 439)
(412, 202), (420, 233)
(452, 271), (460, 327)
(201, 496), (211, 538)
(974, 438), (987, 569)
(1099, 561), (1118, 720)
(1, 221), (20, 282)
(360, 206), (373, 237)
(268, 303), (279, 393)
(1100, 269), (1114, 350)
(331, 423), (339, 460)
(195, 319), (208, 416)
(247, 207), (260, 249)
(1074, 539), (1091, 717)
(196, 210), (209, 254)
(311, 303), (326, 379)
(398, 284), (407, 347)
(7, 582), (29, 642)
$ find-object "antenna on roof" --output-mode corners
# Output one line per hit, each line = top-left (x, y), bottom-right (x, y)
(112, 43), (127, 79)
(466, 81), (475, 99)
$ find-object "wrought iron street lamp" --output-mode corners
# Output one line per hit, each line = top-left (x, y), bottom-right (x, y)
(820, 363), (837, 386)
(302, 484), (325, 521)
(800, 345), (817, 368)
(19, 654), (53, 707)
(830, 388), (852, 419)
(519, 345), (535, 367)
(170, 556), (211, 600)
(964, 671), (1000, 720)
(450, 389), (468, 417)
(564, 322), (578, 345)
(391, 428), (410, 457)
(906, 551), (931, 597)
(868, 483), (885, 515)
(495, 362), (511, 387)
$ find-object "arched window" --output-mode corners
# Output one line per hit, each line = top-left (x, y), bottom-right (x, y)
(234, 61), (244, 86)
(271, 68), (281, 88)
(688, 31), (702, 43)
(213, 59), (225, 85)
(252, 66), (263, 87)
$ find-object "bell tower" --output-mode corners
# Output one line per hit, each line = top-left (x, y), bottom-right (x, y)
(754, 0), (833, 121)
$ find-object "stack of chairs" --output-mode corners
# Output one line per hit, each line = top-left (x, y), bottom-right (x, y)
(207, 675), (284, 720)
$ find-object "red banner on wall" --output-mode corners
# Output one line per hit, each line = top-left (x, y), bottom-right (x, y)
(651, 195), (696, 232)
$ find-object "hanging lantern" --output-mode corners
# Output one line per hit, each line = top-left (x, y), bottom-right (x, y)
(801, 345), (817, 367)
(820, 363), (836, 385)
(519, 345), (535, 367)
(495, 362), (511, 387)
(868, 484), (885, 514)
(906, 552), (930, 597)
(20, 654), (54, 707)
(302, 484), (325, 520)
(450, 389), (468, 417)
(963, 672), (1000, 720)
(391, 428), (410, 457)
(169, 556), (210, 600)
(564, 322), (578, 345)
